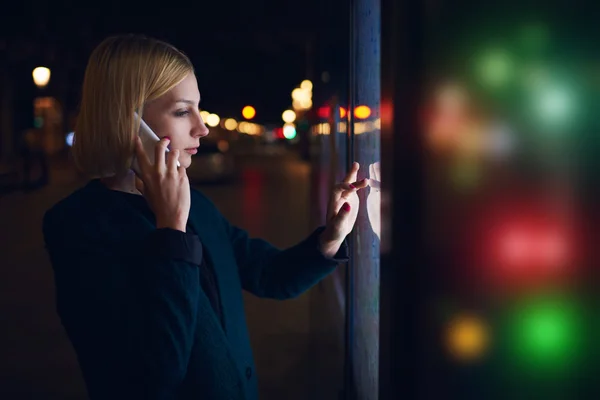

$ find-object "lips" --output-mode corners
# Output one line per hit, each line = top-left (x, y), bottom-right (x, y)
(185, 147), (198, 155)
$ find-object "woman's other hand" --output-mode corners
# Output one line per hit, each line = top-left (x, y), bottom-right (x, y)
(134, 136), (190, 232)
(366, 162), (381, 240)
(319, 162), (369, 257)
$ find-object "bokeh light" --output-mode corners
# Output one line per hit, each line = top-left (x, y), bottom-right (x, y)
(503, 294), (586, 374)
(283, 123), (296, 139)
(200, 110), (210, 123)
(282, 109), (296, 123)
(242, 106), (256, 120)
(534, 84), (575, 128)
(32, 66), (51, 88)
(446, 314), (490, 362)
(224, 118), (238, 131)
(354, 105), (372, 119)
(206, 113), (220, 127)
(475, 48), (514, 89)
(300, 80), (313, 90)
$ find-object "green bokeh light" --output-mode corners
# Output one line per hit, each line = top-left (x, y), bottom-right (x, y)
(475, 48), (515, 89)
(535, 85), (575, 126)
(506, 294), (585, 374)
(34, 116), (44, 128)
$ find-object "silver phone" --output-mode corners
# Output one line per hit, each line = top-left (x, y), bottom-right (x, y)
(131, 112), (180, 174)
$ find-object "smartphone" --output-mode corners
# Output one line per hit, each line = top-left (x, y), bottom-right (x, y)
(131, 112), (180, 174)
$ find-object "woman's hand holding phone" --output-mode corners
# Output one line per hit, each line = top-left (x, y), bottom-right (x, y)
(134, 136), (190, 232)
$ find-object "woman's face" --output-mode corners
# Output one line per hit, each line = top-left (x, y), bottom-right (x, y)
(142, 73), (209, 169)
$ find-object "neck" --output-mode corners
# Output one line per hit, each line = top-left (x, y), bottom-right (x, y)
(100, 170), (143, 195)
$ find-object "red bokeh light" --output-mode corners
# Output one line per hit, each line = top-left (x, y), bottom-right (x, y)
(317, 106), (331, 119)
(459, 193), (583, 294)
(494, 223), (571, 271)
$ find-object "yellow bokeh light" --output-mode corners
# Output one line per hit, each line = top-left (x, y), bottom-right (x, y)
(291, 88), (304, 101)
(224, 118), (238, 131)
(206, 113), (220, 127)
(242, 106), (256, 120)
(200, 110), (210, 123)
(300, 80), (313, 91)
(32, 67), (51, 88)
(299, 98), (313, 110)
(446, 314), (489, 362)
(237, 121), (248, 133)
(354, 105), (372, 119)
(282, 109), (296, 123)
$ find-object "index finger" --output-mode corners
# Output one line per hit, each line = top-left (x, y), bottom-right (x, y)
(343, 161), (360, 183)
(154, 138), (170, 173)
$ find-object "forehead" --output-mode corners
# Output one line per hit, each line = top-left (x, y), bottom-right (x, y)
(162, 73), (200, 102)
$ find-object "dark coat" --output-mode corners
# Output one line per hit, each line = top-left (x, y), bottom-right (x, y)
(43, 179), (348, 399)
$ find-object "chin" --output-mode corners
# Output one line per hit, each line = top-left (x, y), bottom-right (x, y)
(180, 157), (192, 169)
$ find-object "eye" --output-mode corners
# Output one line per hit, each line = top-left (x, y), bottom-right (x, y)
(174, 110), (190, 117)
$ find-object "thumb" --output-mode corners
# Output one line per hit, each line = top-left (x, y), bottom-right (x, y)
(331, 202), (351, 224)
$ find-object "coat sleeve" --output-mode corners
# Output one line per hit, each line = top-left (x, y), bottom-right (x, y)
(43, 210), (204, 399)
(220, 214), (350, 300)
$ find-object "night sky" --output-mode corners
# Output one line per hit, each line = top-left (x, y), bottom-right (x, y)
(0, 1), (349, 124)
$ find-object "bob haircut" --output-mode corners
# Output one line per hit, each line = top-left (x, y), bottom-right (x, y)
(73, 34), (193, 177)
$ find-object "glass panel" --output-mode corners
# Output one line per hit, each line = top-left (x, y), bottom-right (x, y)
(350, 0), (381, 398)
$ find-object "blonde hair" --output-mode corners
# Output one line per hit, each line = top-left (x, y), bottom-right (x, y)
(73, 35), (193, 177)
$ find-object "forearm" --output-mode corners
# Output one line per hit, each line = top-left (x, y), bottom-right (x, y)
(239, 227), (349, 299)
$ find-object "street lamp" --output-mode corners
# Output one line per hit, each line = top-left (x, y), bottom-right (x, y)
(32, 67), (51, 88)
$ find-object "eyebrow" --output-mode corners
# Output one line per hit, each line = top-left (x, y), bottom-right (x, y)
(175, 99), (201, 105)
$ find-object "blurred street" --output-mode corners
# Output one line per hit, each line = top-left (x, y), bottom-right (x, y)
(0, 150), (324, 400)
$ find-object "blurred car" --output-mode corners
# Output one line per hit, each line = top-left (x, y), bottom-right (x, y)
(187, 139), (236, 183)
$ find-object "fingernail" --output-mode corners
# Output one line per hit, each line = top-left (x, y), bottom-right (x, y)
(349, 184), (356, 189)
(163, 136), (171, 141)
(342, 202), (351, 212)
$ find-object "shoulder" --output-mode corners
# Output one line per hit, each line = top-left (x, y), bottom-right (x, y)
(44, 185), (92, 227)
(43, 181), (114, 246)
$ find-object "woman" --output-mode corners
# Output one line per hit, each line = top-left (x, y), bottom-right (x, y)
(43, 35), (368, 399)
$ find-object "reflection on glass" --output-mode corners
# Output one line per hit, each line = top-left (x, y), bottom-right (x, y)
(367, 162), (380, 240)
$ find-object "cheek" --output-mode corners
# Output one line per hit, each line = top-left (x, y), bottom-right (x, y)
(157, 122), (187, 147)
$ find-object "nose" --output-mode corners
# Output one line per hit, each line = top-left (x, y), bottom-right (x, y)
(193, 111), (210, 138)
